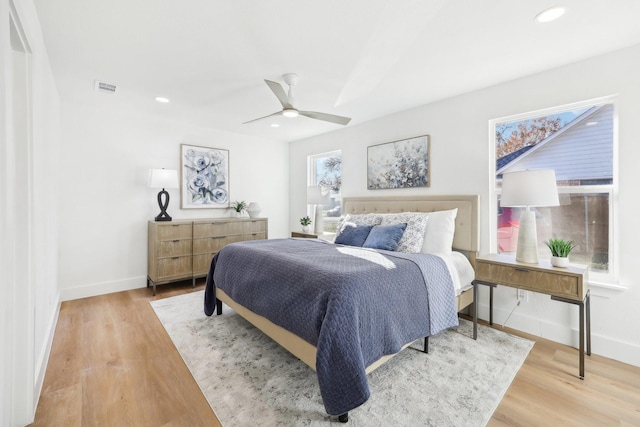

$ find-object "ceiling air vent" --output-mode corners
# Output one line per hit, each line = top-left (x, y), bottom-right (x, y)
(94, 80), (118, 94)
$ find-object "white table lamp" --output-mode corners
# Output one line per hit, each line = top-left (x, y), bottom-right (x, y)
(500, 169), (559, 264)
(307, 186), (330, 235)
(149, 168), (179, 221)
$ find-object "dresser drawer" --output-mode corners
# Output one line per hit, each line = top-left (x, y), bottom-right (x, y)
(241, 220), (267, 234)
(193, 236), (228, 254)
(194, 219), (266, 237)
(157, 256), (192, 279)
(476, 261), (584, 300)
(245, 232), (266, 241)
(193, 253), (215, 276)
(193, 232), (267, 254)
(156, 223), (193, 241)
(193, 221), (234, 237)
(156, 240), (192, 257)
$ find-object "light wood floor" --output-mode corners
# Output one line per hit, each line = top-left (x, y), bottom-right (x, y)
(30, 280), (640, 426)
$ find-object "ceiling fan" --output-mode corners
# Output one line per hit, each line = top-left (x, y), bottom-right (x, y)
(243, 73), (351, 126)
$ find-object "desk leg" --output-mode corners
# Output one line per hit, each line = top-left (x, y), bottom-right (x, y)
(473, 281), (478, 340)
(472, 280), (496, 326)
(586, 290), (591, 356)
(489, 285), (494, 326)
(579, 300), (585, 379)
(551, 291), (591, 380)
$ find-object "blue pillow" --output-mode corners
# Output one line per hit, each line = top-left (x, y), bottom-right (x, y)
(334, 224), (374, 247)
(362, 223), (407, 251)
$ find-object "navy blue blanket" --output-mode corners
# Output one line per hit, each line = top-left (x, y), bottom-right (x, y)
(204, 238), (458, 416)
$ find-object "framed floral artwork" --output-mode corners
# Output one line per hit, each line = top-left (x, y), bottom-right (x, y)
(367, 135), (430, 190)
(181, 144), (230, 208)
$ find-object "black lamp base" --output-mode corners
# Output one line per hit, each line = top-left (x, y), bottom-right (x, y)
(155, 189), (172, 222)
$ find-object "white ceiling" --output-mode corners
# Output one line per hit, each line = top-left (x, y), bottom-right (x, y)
(33, 0), (640, 142)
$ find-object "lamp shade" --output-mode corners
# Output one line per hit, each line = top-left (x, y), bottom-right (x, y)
(148, 169), (178, 189)
(500, 169), (559, 208)
(307, 186), (330, 205)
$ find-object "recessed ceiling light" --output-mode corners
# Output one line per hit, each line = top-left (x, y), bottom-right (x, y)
(586, 121), (598, 126)
(282, 109), (299, 118)
(270, 123), (280, 128)
(534, 6), (566, 23)
(155, 96), (170, 103)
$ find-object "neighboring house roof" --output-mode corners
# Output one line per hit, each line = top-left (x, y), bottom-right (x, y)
(496, 145), (535, 171)
(496, 104), (613, 182)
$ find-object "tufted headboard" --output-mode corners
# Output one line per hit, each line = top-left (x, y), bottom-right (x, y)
(342, 195), (479, 256)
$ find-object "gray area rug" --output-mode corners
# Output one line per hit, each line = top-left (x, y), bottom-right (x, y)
(151, 291), (533, 426)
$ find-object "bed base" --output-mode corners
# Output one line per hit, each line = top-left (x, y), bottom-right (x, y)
(410, 336), (429, 354)
(215, 285), (476, 368)
(214, 283), (477, 423)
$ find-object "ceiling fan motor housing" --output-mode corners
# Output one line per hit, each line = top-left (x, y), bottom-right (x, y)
(243, 73), (351, 126)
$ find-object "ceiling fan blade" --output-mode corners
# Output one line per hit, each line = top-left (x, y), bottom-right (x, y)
(242, 111), (282, 125)
(299, 111), (352, 126)
(264, 80), (293, 109)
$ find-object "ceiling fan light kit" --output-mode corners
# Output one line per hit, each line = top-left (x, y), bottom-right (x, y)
(244, 73), (351, 126)
(282, 108), (299, 118)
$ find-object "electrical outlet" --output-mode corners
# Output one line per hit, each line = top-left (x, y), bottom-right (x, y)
(517, 289), (526, 300)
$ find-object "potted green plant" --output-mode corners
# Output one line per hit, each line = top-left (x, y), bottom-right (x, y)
(299, 216), (312, 233)
(230, 200), (247, 217)
(544, 238), (576, 268)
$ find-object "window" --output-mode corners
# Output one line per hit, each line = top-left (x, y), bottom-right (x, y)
(492, 99), (616, 279)
(308, 150), (342, 234)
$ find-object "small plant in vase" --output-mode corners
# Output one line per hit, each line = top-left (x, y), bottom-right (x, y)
(230, 200), (247, 217)
(545, 238), (576, 268)
(300, 216), (312, 233)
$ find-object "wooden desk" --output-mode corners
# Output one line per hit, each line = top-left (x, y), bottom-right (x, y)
(474, 253), (590, 379)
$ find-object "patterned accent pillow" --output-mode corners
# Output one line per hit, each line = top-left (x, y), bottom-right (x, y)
(334, 213), (384, 241)
(380, 212), (429, 253)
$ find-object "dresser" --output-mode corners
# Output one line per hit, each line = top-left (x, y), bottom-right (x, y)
(147, 218), (268, 295)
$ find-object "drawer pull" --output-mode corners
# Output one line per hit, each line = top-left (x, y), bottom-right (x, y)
(515, 267), (530, 273)
(172, 224), (180, 227)
(211, 236), (223, 240)
(215, 222), (227, 225)
(173, 240), (179, 242)
(172, 257), (179, 260)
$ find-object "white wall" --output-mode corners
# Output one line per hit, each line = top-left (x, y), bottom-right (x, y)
(290, 44), (640, 367)
(1, 0), (61, 425)
(57, 102), (289, 301)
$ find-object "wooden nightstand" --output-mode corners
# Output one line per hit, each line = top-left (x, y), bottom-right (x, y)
(474, 253), (590, 379)
(291, 231), (318, 238)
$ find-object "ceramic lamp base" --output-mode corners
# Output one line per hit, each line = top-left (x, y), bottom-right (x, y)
(314, 204), (324, 235)
(515, 210), (538, 264)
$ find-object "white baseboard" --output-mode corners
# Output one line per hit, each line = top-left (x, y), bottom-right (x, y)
(33, 295), (61, 416)
(60, 276), (147, 301)
(475, 301), (640, 368)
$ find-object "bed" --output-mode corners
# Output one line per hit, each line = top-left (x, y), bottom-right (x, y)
(204, 195), (479, 422)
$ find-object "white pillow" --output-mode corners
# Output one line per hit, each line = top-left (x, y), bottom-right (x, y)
(380, 212), (429, 253)
(421, 208), (458, 255)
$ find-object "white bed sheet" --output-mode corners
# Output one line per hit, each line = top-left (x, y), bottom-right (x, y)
(436, 251), (475, 296)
